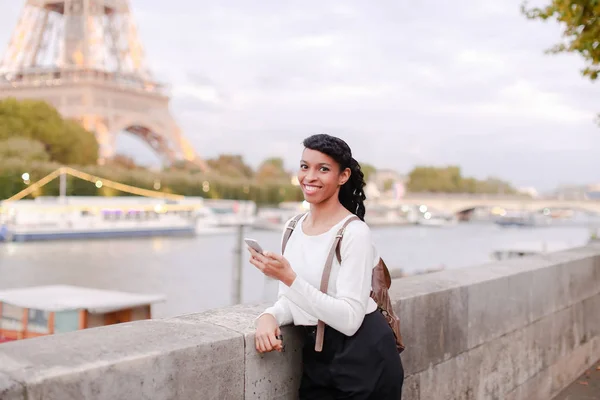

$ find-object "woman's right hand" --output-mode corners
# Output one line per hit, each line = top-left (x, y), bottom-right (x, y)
(255, 314), (283, 353)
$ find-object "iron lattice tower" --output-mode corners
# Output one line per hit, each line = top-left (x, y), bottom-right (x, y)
(0, 0), (206, 169)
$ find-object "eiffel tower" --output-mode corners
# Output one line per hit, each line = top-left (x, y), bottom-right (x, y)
(0, 0), (207, 170)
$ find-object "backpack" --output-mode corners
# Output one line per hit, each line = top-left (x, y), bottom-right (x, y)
(281, 213), (405, 354)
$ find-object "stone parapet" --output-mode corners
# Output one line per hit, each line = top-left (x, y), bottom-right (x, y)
(1, 244), (599, 399)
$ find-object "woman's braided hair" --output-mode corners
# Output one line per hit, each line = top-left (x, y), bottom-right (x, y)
(303, 134), (367, 221)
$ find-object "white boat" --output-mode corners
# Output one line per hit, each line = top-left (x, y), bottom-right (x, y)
(0, 168), (260, 241)
(0, 196), (229, 242)
(252, 208), (297, 231)
(365, 204), (413, 227)
(253, 202), (308, 231)
(416, 211), (457, 227)
(203, 199), (257, 227)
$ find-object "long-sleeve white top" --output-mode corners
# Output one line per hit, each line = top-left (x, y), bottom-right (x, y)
(261, 213), (378, 337)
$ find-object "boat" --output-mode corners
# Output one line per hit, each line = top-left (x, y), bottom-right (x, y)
(416, 211), (457, 227)
(493, 210), (552, 228)
(0, 285), (164, 342)
(203, 199), (257, 227)
(252, 202), (308, 231)
(0, 167), (257, 241)
(364, 204), (413, 227)
(494, 213), (535, 227)
(0, 196), (225, 241)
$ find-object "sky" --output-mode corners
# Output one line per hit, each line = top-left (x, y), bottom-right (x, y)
(0, 0), (598, 191)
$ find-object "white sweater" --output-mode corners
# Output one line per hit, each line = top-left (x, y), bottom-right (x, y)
(261, 213), (378, 337)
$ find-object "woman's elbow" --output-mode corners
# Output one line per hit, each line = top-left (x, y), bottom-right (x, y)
(338, 313), (365, 336)
(332, 299), (367, 336)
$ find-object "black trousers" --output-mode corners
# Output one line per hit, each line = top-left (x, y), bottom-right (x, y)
(299, 310), (404, 400)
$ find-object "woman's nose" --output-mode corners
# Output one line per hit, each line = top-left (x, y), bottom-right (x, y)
(305, 170), (317, 181)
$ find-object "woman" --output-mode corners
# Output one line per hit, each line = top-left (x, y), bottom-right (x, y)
(248, 134), (404, 399)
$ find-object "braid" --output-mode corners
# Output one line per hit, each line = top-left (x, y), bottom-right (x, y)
(339, 158), (366, 220)
(303, 134), (367, 221)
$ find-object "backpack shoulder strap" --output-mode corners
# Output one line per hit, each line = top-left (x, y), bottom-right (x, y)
(281, 213), (305, 254)
(314, 215), (360, 352)
(335, 216), (361, 264)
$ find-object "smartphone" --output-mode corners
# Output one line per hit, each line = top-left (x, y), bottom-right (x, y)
(244, 238), (264, 254)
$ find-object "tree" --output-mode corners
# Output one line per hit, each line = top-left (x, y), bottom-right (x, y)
(59, 119), (100, 165)
(476, 177), (516, 195)
(383, 178), (395, 192)
(0, 98), (98, 165)
(256, 157), (289, 182)
(206, 154), (254, 179)
(360, 162), (376, 182)
(166, 159), (204, 173)
(407, 166), (463, 193)
(407, 165), (516, 194)
(0, 137), (50, 162)
(522, 1), (600, 80)
(107, 154), (138, 170)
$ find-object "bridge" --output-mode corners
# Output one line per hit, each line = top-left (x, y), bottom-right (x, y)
(0, 243), (599, 399)
(379, 193), (600, 214)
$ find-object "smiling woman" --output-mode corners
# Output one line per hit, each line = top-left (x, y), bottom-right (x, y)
(248, 134), (404, 399)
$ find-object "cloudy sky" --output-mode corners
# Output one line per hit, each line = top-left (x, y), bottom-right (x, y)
(1, 0), (598, 190)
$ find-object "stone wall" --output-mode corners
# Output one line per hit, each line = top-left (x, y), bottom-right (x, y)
(1, 243), (599, 400)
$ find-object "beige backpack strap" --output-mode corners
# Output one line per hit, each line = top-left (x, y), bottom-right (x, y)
(335, 216), (361, 264)
(281, 213), (305, 254)
(314, 215), (361, 352)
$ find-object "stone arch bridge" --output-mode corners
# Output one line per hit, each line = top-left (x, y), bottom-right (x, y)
(378, 193), (600, 215)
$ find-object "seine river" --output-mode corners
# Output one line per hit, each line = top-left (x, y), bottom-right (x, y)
(0, 222), (595, 318)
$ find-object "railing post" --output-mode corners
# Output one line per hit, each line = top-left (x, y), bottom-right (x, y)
(59, 168), (66, 203)
(232, 224), (244, 305)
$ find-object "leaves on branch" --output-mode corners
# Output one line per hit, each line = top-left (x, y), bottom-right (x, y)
(522, 0), (600, 81)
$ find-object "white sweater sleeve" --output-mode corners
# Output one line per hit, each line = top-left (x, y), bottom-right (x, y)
(283, 221), (374, 336)
(257, 217), (298, 327)
(258, 284), (294, 326)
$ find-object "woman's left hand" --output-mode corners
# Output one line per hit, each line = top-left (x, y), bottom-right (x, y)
(248, 248), (297, 286)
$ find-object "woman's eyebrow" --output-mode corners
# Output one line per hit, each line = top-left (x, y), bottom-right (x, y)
(300, 160), (332, 167)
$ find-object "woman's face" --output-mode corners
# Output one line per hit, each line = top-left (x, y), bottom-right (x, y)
(298, 148), (350, 204)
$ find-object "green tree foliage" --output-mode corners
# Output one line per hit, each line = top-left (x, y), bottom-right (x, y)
(0, 98), (98, 165)
(206, 154), (254, 179)
(0, 137), (50, 162)
(475, 177), (516, 194)
(360, 162), (376, 182)
(383, 178), (395, 192)
(61, 120), (100, 165)
(106, 154), (138, 170)
(256, 157), (289, 182)
(407, 166), (516, 194)
(0, 159), (304, 204)
(522, 0), (600, 80)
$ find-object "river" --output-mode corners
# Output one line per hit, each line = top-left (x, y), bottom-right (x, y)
(0, 222), (595, 318)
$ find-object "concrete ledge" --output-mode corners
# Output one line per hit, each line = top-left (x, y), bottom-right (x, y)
(0, 244), (599, 399)
(398, 284), (468, 375)
(170, 304), (304, 399)
(0, 372), (23, 400)
(0, 319), (245, 400)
